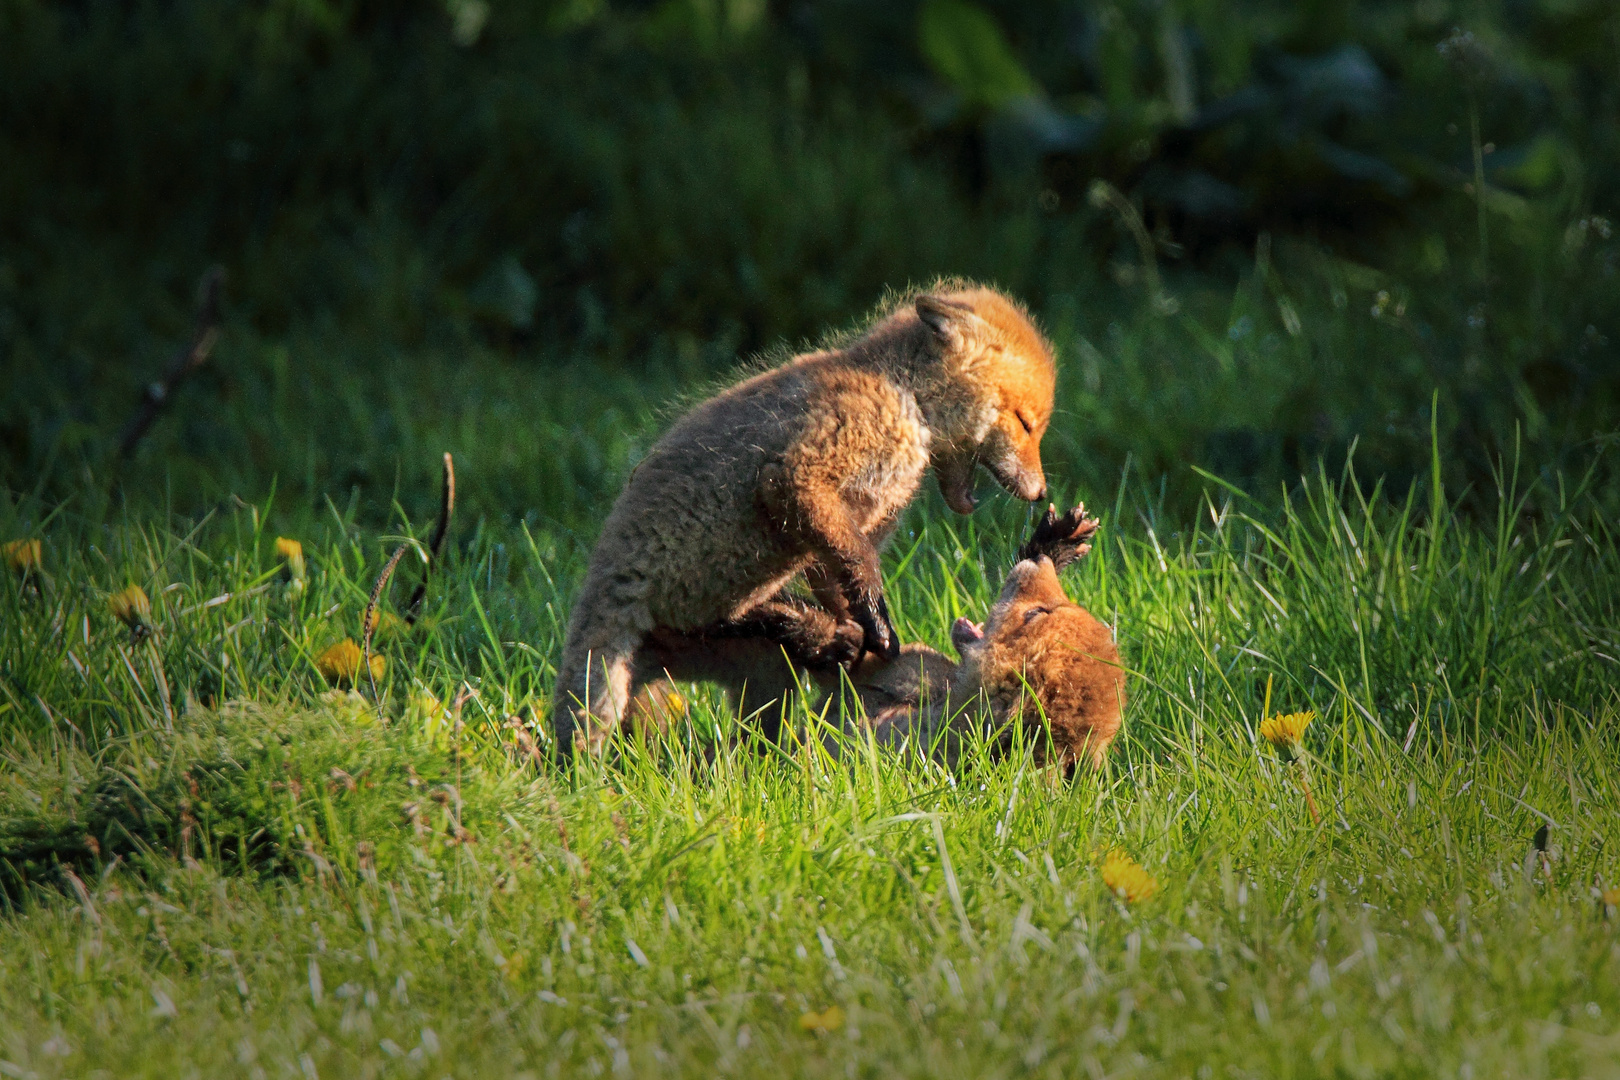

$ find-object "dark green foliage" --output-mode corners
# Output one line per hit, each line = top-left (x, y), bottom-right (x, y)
(2, 0), (1616, 520)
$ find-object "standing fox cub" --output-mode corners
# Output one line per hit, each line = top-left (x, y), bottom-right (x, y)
(555, 283), (1057, 753)
(836, 505), (1125, 772)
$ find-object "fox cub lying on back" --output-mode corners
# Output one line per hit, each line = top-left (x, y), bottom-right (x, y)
(554, 284), (1057, 754)
(833, 506), (1125, 772)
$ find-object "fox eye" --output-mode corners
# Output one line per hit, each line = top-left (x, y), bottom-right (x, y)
(1023, 607), (1049, 623)
(1016, 411), (1035, 435)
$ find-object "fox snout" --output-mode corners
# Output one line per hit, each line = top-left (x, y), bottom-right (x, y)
(1013, 469), (1047, 503)
(979, 404), (1048, 504)
(986, 449), (1046, 503)
(951, 616), (986, 654)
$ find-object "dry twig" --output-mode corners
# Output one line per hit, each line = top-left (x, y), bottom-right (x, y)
(362, 544), (408, 713)
(405, 452), (456, 625)
(118, 266), (225, 458)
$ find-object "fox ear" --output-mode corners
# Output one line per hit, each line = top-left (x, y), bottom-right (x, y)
(915, 295), (982, 349)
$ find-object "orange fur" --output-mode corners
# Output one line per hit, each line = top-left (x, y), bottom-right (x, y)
(838, 556), (1126, 771)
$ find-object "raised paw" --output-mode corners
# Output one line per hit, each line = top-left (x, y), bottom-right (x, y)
(1017, 503), (1101, 571)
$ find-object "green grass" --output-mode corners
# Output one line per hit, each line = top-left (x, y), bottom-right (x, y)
(4, 705), (1619, 1078)
(3, 442), (1618, 1076)
(4, 3), (1619, 1072)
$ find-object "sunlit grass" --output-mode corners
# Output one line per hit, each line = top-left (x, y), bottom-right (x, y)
(1, 445), (1616, 1075)
(0, 691), (1615, 1077)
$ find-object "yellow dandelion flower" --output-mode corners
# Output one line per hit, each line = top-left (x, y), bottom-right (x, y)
(1260, 710), (1314, 752)
(1100, 849), (1159, 904)
(798, 1005), (845, 1033)
(315, 639), (386, 685)
(1604, 887), (1620, 907)
(4, 538), (41, 573)
(663, 689), (687, 715)
(316, 639), (361, 681)
(109, 585), (152, 631)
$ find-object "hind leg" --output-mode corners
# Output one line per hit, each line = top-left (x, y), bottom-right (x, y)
(640, 624), (819, 743)
(553, 616), (643, 758)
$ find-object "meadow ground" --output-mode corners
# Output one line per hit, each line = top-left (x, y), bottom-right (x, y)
(2, 429), (1618, 1078)
(5, 3), (1620, 1074)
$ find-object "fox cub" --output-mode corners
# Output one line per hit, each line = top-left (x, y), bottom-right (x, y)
(554, 284), (1057, 753)
(835, 506), (1125, 772)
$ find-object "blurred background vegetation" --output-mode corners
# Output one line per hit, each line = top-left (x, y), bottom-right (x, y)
(1, 0), (1616, 531)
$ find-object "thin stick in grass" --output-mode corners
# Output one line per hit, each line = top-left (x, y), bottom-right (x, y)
(363, 544), (408, 716)
(405, 453), (456, 626)
(118, 266), (224, 459)
(1439, 29), (1493, 285)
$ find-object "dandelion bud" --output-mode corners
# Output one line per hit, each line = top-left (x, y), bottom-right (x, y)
(410, 692), (453, 749)
(276, 537), (307, 594)
(3, 538), (41, 574)
(109, 585), (153, 637)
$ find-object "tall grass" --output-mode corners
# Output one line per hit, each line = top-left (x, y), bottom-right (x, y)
(4, 438), (1612, 762)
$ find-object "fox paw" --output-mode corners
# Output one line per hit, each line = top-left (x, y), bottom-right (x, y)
(1018, 503), (1101, 571)
(801, 618), (865, 668)
(836, 618), (868, 664)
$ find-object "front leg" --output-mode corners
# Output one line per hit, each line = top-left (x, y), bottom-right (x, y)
(850, 591), (898, 664)
(761, 462), (900, 662)
(804, 558), (851, 623)
(805, 547), (897, 664)
(795, 483), (897, 660)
